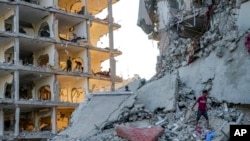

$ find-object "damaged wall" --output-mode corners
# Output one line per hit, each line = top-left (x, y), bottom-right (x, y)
(33, 75), (55, 100)
(0, 40), (14, 63)
(0, 8), (14, 31)
(0, 73), (13, 98)
(150, 0), (250, 104)
(178, 37), (250, 103)
(48, 0), (250, 140)
(34, 44), (55, 66)
(74, 21), (87, 40)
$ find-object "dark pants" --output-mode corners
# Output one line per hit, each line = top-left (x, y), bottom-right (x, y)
(196, 110), (208, 121)
(67, 65), (71, 72)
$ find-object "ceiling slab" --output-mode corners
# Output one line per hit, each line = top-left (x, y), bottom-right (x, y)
(55, 13), (86, 34)
(19, 5), (50, 24)
(90, 48), (121, 63)
(0, 2), (15, 13)
(19, 37), (53, 52)
(87, 0), (119, 15)
(89, 21), (120, 46)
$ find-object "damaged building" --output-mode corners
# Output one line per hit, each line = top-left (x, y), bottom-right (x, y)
(0, 0), (122, 140)
(49, 0), (250, 141)
(138, 0), (250, 103)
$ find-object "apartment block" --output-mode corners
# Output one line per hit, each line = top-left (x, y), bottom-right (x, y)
(0, 0), (121, 140)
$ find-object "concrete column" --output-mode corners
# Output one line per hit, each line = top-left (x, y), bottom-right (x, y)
(0, 108), (4, 136)
(51, 107), (57, 134)
(53, 75), (60, 102)
(85, 0), (91, 93)
(84, 0), (87, 15)
(51, 75), (56, 101)
(108, 0), (116, 91)
(14, 38), (20, 66)
(14, 71), (19, 101)
(84, 78), (89, 100)
(34, 111), (39, 132)
(14, 107), (20, 136)
(13, 5), (19, 33)
(10, 115), (14, 131)
(14, 5), (20, 66)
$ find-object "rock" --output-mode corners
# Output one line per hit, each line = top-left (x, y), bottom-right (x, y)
(215, 47), (223, 58)
(115, 125), (164, 141)
(178, 102), (186, 108)
(223, 113), (232, 121)
(181, 61), (188, 66)
(225, 57), (234, 63)
(228, 42), (237, 52)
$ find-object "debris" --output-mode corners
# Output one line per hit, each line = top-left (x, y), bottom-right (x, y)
(115, 125), (164, 141)
(205, 131), (215, 141)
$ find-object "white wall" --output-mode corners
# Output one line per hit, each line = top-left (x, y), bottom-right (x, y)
(33, 14), (54, 37)
(0, 41), (14, 63)
(39, 0), (54, 7)
(157, 0), (192, 31)
(34, 44), (55, 66)
(0, 74), (13, 98)
(0, 8), (14, 31)
(59, 78), (86, 103)
(34, 75), (55, 100)
(157, 0), (171, 31)
(74, 21), (87, 39)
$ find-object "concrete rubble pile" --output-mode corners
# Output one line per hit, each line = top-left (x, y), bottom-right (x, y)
(58, 74), (249, 141)
(73, 82), (249, 141)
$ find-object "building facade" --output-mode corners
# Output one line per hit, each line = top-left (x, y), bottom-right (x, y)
(0, 0), (121, 140)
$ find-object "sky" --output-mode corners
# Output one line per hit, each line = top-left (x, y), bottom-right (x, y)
(97, 0), (159, 80)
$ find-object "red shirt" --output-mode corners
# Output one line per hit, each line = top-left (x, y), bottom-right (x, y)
(197, 96), (207, 111)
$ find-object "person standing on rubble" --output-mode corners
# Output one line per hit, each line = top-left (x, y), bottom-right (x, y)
(191, 90), (210, 129)
(125, 85), (130, 91)
(66, 57), (72, 72)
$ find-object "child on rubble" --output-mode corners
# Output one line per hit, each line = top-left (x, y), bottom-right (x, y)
(191, 90), (210, 129)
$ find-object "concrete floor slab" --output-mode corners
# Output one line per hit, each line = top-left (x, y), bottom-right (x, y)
(53, 93), (132, 140)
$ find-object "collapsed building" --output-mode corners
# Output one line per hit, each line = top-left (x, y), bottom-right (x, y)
(50, 0), (250, 141)
(0, 0), (122, 140)
(1, 0), (249, 140)
(138, 0), (250, 103)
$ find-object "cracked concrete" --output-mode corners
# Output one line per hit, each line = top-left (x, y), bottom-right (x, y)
(52, 93), (134, 141)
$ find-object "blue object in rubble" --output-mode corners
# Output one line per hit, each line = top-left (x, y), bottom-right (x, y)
(206, 131), (215, 141)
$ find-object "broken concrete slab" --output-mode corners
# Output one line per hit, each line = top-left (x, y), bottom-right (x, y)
(116, 77), (146, 92)
(178, 36), (250, 104)
(52, 93), (132, 140)
(106, 94), (137, 122)
(135, 73), (178, 112)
